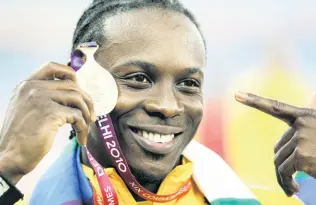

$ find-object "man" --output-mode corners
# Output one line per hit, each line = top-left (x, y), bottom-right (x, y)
(0, 0), (311, 204)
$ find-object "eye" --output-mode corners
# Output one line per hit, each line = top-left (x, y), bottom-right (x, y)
(129, 74), (149, 83)
(177, 79), (201, 94)
(121, 73), (152, 89)
(178, 79), (200, 87)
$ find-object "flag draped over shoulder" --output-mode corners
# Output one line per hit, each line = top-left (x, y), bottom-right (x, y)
(28, 139), (262, 205)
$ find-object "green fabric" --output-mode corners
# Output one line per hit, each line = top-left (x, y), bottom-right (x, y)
(211, 198), (261, 205)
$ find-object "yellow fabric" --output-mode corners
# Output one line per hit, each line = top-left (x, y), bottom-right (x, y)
(82, 157), (206, 205)
(251, 188), (303, 205)
(15, 197), (27, 204)
(14, 157), (304, 205)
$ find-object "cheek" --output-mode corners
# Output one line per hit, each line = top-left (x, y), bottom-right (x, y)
(111, 85), (142, 115)
(183, 96), (204, 127)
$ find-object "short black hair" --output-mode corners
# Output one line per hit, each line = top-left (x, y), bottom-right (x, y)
(72, 0), (205, 52)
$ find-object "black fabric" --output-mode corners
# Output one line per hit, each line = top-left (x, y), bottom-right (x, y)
(0, 174), (23, 205)
(204, 197), (211, 205)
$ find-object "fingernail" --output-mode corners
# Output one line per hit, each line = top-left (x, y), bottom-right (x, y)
(235, 91), (248, 102)
(293, 182), (300, 193)
(91, 112), (97, 122)
(286, 192), (293, 197)
(76, 132), (88, 146)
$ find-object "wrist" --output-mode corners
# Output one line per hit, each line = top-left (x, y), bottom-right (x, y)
(0, 152), (24, 185)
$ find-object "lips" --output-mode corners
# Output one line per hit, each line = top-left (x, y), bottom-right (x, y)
(128, 125), (184, 155)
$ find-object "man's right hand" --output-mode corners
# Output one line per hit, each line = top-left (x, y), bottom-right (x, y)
(0, 62), (96, 184)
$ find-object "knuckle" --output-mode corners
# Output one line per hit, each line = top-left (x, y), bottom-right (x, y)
(42, 62), (58, 76)
(63, 79), (77, 87)
(271, 100), (283, 113)
(69, 86), (90, 103)
(302, 108), (315, 116)
(294, 117), (307, 127)
(68, 90), (80, 99)
(19, 81), (42, 100)
(74, 108), (83, 117)
(295, 147), (303, 159)
(294, 147), (308, 164)
(69, 90), (85, 104)
(278, 165), (285, 175)
(42, 61), (57, 69)
(73, 109), (85, 122)
(47, 113), (63, 124)
(293, 132), (301, 143)
(274, 141), (281, 154)
(273, 145), (278, 154)
(27, 88), (39, 99)
(273, 155), (279, 166)
(296, 131), (312, 144)
(18, 80), (32, 93)
(86, 95), (94, 107)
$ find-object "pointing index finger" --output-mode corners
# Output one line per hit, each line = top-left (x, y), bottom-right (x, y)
(235, 92), (310, 125)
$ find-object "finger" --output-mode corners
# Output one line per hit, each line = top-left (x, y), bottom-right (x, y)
(278, 150), (300, 196)
(275, 168), (285, 195)
(27, 62), (77, 83)
(235, 92), (310, 125)
(57, 105), (89, 146)
(274, 128), (296, 154)
(274, 131), (298, 167)
(274, 130), (298, 195)
(49, 90), (93, 124)
(38, 80), (96, 121)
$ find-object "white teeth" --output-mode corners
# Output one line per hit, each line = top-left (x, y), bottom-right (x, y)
(154, 133), (160, 142)
(143, 131), (148, 138)
(136, 129), (175, 143)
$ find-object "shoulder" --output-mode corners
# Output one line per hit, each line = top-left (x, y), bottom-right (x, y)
(184, 141), (303, 205)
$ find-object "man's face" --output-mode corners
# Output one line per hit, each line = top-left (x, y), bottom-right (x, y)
(90, 7), (205, 181)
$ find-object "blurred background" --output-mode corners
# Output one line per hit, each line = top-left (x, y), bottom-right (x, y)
(1, 0), (316, 204)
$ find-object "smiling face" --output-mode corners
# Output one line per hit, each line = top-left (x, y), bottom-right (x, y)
(87, 7), (205, 182)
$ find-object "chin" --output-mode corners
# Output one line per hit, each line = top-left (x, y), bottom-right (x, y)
(127, 153), (177, 184)
(120, 136), (186, 184)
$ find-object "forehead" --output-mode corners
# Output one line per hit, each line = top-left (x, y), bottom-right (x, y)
(97, 7), (205, 70)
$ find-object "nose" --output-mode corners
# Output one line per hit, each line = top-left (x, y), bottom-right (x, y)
(144, 91), (184, 119)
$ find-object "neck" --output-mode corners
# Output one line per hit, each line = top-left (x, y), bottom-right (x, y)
(80, 137), (181, 202)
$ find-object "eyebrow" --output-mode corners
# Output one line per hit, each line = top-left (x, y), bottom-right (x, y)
(117, 60), (204, 78)
(186, 67), (204, 78)
(120, 60), (156, 72)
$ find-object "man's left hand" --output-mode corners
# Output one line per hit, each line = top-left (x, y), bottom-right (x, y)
(235, 92), (316, 197)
